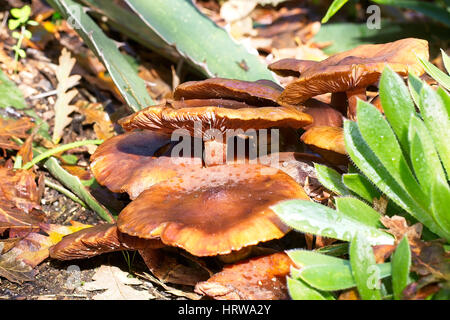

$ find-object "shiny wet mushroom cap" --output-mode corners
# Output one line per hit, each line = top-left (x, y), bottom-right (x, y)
(90, 131), (202, 199)
(173, 78), (282, 106)
(301, 126), (347, 166)
(117, 164), (309, 256)
(268, 59), (319, 77)
(277, 38), (429, 117)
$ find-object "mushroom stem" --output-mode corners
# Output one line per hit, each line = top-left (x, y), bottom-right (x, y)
(330, 92), (347, 115)
(346, 88), (367, 120)
(204, 140), (227, 167)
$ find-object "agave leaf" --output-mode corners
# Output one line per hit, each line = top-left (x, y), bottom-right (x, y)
(418, 57), (450, 91)
(79, 0), (179, 61)
(418, 84), (450, 175)
(47, 0), (153, 112)
(391, 236), (411, 300)
(342, 173), (382, 203)
(408, 116), (447, 197)
(431, 177), (450, 235)
(350, 233), (382, 300)
(379, 67), (417, 151)
(315, 163), (350, 196)
(273, 200), (394, 245)
(124, 0), (275, 81)
(287, 276), (335, 300)
(335, 197), (383, 228)
(343, 120), (445, 238)
(356, 101), (426, 205)
(288, 250), (391, 291)
(321, 0), (350, 23)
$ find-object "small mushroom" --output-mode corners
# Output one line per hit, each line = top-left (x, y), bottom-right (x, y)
(173, 78), (282, 106)
(90, 131), (202, 199)
(119, 103), (312, 166)
(303, 98), (343, 129)
(268, 58), (319, 77)
(277, 38), (429, 119)
(117, 163), (309, 257)
(300, 126), (347, 166)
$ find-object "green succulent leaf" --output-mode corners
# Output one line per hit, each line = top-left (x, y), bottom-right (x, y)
(335, 197), (383, 228)
(442, 49), (450, 75)
(343, 120), (444, 238)
(408, 73), (424, 107)
(287, 276), (335, 300)
(315, 163), (350, 196)
(124, 0), (275, 81)
(288, 250), (391, 291)
(418, 83), (450, 176)
(272, 200), (394, 245)
(342, 173), (382, 203)
(350, 233), (382, 300)
(47, 0), (153, 112)
(379, 67), (417, 151)
(431, 177), (450, 234)
(418, 57), (450, 91)
(408, 116), (447, 197)
(391, 236), (412, 300)
(356, 101), (426, 205)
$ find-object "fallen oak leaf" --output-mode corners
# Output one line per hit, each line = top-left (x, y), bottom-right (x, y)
(83, 265), (154, 300)
(52, 48), (81, 144)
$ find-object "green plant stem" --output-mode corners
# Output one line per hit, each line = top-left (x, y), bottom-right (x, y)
(22, 139), (103, 170)
(14, 26), (25, 73)
(45, 179), (87, 208)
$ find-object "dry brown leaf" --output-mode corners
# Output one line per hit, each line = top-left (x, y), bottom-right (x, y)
(83, 265), (154, 300)
(52, 48), (81, 144)
(0, 242), (35, 284)
(195, 253), (293, 300)
(75, 101), (114, 141)
(0, 117), (34, 151)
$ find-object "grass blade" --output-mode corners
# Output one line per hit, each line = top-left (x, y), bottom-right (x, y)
(47, 0), (153, 112)
(321, 0), (350, 23)
(124, 0), (275, 81)
(418, 57), (450, 91)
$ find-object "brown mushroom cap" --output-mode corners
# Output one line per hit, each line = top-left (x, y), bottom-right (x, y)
(49, 224), (163, 260)
(301, 126), (347, 165)
(169, 98), (265, 110)
(117, 164), (309, 256)
(195, 252), (293, 300)
(268, 58), (319, 77)
(173, 78), (282, 106)
(278, 38), (429, 106)
(119, 104), (313, 137)
(303, 98), (343, 129)
(90, 131), (202, 199)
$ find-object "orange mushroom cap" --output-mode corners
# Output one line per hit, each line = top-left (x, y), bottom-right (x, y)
(117, 164), (309, 256)
(195, 252), (293, 300)
(118, 104), (312, 136)
(90, 131), (202, 199)
(173, 78), (282, 106)
(49, 224), (163, 260)
(268, 58), (319, 77)
(301, 126), (348, 166)
(278, 38), (429, 106)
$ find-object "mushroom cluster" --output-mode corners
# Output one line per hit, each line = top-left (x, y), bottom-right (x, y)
(49, 38), (430, 300)
(50, 77), (315, 287)
(270, 38), (429, 166)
